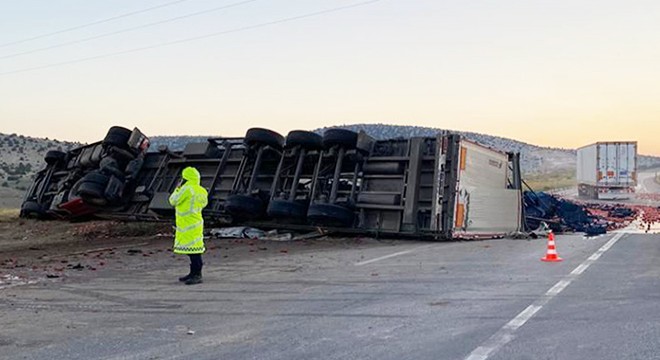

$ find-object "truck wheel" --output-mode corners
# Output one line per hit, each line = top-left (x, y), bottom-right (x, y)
(103, 126), (132, 149)
(78, 171), (110, 206)
(267, 199), (307, 221)
(44, 150), (66, 166)
(244, 128), (284, 150)
(307, 203), (355, 227)
(224, 194), (265, 220)
(284, 131), (323, 150)
(20, 201), (47, 219)
(322, 129), (358, 149)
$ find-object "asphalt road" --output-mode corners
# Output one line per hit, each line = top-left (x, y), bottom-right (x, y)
(1, 232), (659, 360)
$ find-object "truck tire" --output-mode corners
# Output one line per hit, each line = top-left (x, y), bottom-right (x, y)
(284, 131), (323, 150)
(244, 128), (284, 150)
(20, 201), (47, 219)
(78, 171), (110, 206)
(267, 199), (307, 221)
(307, 203), (355, 228)
(322, 129), (358, 150)
(103, 126), (132, 149)
(224, 194), (265, 220)
(44, 150), (66, 166)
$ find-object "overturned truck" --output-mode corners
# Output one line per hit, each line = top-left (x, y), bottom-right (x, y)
(21, 126), (525, 240)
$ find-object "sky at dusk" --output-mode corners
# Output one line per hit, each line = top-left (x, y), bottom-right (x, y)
(0, 0), (659, 155)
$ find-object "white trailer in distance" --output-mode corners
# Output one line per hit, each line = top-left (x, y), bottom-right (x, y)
(577, 141), (637, 200)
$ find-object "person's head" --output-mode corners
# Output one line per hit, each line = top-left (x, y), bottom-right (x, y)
(182, 167), (201, 185)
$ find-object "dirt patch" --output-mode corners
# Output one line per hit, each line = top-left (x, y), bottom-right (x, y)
(0, 220), (171, 254)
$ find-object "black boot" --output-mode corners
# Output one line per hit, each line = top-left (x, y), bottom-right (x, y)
(184, 274), (203, 285)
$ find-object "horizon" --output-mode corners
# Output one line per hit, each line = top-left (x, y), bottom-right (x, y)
(2, 1), (660, 156)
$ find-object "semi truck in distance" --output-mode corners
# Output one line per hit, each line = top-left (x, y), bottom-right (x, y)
(577, 141), (637, 200)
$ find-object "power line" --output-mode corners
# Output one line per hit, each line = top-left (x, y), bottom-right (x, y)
(0, 0), (190, 48)
(0, 0), (382, 76)
(0, 0), (259, 60)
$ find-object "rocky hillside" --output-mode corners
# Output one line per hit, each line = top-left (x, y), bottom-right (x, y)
(0, 133), (78, 191)
(0, 133), (78, 207)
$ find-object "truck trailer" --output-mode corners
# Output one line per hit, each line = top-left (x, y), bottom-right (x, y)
(577, 141), (637, 200)
(20, 126), (526, 240)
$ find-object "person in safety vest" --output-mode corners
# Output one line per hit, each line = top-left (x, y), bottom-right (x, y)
(169, 167), (208, 285)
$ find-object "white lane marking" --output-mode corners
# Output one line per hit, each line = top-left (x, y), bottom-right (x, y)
(503, 305), (542, 329)
(464, 232), (626, 360)
(545, 279), (570, 296)
(570, 263), (589, 275)
(354, 244), (434, 266)
(587, 253), (602, 261)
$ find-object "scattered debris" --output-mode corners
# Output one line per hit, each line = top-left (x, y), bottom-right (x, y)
(209, 227), (265, 239)
(524, 191), (642, 236)
(635, 205), (660, 227)
(262, 230), (293, 241)
(209, 226), (306, 241)
(636, 193), (660, 202)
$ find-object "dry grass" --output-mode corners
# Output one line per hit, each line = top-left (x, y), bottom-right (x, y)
(0, 208), (20, 223)
(524, 170), (576, 192)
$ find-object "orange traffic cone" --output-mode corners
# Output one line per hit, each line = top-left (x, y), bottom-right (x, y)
(541, 231), (563, 262)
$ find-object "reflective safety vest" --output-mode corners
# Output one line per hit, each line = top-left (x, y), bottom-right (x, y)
(169, 168), (208, 254)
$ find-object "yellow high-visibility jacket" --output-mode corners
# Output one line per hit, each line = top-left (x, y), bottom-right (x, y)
(169, 167), (208, 254)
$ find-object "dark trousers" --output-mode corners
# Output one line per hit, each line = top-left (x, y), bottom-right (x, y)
(188, 254), (203, 276)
